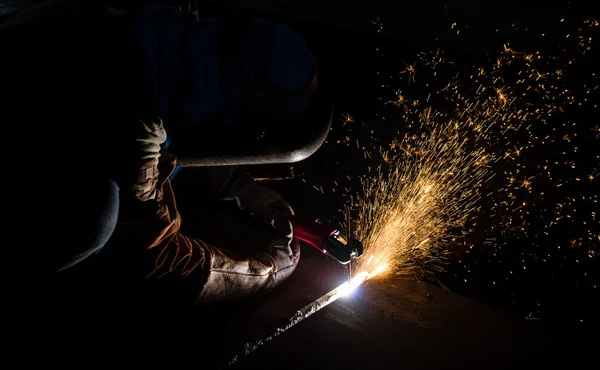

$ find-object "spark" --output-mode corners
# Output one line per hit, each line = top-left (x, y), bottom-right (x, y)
(372, 17), (384, 33)
(347, 20), (598, 282)
(399, 62), (417, 86)
(354, 115), (491, 277)
(300, 15), (598, 329)
(495, 87), (508, 104)
(341, 113), (354, 126)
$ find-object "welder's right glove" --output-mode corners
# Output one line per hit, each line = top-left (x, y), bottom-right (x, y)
(189, 179), (300, 302)
(194, 236), (300, 303)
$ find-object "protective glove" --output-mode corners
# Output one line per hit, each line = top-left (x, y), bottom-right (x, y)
(127, 117), (167, 201)
(193, 180), (300, 303)
(195, 237), (300, 303)
(116, 155), (301, 304)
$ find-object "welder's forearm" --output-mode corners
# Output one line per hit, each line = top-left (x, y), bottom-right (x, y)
(143, 232), (212, 304)
(114, 177), (293, 305)
(193, 243), (299, 304)
(110, 202), (211, 305)
(141, 232), (296, 305)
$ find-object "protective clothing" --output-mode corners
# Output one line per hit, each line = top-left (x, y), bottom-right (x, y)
(110, 118), (300, 305)
(129, 118), (167, 201)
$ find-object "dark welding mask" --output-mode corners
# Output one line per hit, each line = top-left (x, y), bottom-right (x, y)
(168, 17), (332, 166)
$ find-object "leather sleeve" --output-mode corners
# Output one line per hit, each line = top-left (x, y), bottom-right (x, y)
(112, 155), (299, 306)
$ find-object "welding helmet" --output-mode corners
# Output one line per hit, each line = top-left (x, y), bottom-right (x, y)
(219, 20), (317, 127)
(168, 16), (332, 166)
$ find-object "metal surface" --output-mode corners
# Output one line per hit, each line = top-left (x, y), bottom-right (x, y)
(120, 202), (587, 370)
(178, 246), (588, 370)
(169, 196), (584, 369)
(232, 279), (587, 370)
(223, 275), (364, 368)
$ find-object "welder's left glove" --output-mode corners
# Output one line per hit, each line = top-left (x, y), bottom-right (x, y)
(118, 117), (167, 202)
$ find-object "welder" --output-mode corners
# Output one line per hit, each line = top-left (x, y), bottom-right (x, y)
(2, 1), (321, 306)
(107, 1), (323, 306)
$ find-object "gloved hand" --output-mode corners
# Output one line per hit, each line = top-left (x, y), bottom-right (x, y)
(127, 117), (167, 201)
(192, 178), (301, 303)
(104, 137), (302, 304)
(195, 237), (301, 303)
(257, 204), (300, 283)
(121, 156), (301, 304)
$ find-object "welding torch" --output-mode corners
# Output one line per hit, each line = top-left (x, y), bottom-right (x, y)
(293, 221), (363, 265)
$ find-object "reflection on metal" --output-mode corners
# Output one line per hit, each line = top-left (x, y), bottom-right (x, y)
(223, 273), (370, 368)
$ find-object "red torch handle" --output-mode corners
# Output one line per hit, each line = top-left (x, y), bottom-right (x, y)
(293, 222), (338, 254)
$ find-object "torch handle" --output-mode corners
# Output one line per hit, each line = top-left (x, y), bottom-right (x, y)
(293, 221), (338, 254)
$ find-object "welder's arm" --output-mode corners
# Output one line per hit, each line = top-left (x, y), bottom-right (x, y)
(172, 158), (296, 236)
(115, 165), (300, 305)
(179, 184), (301, 304)
(115, 119), (299, 304)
